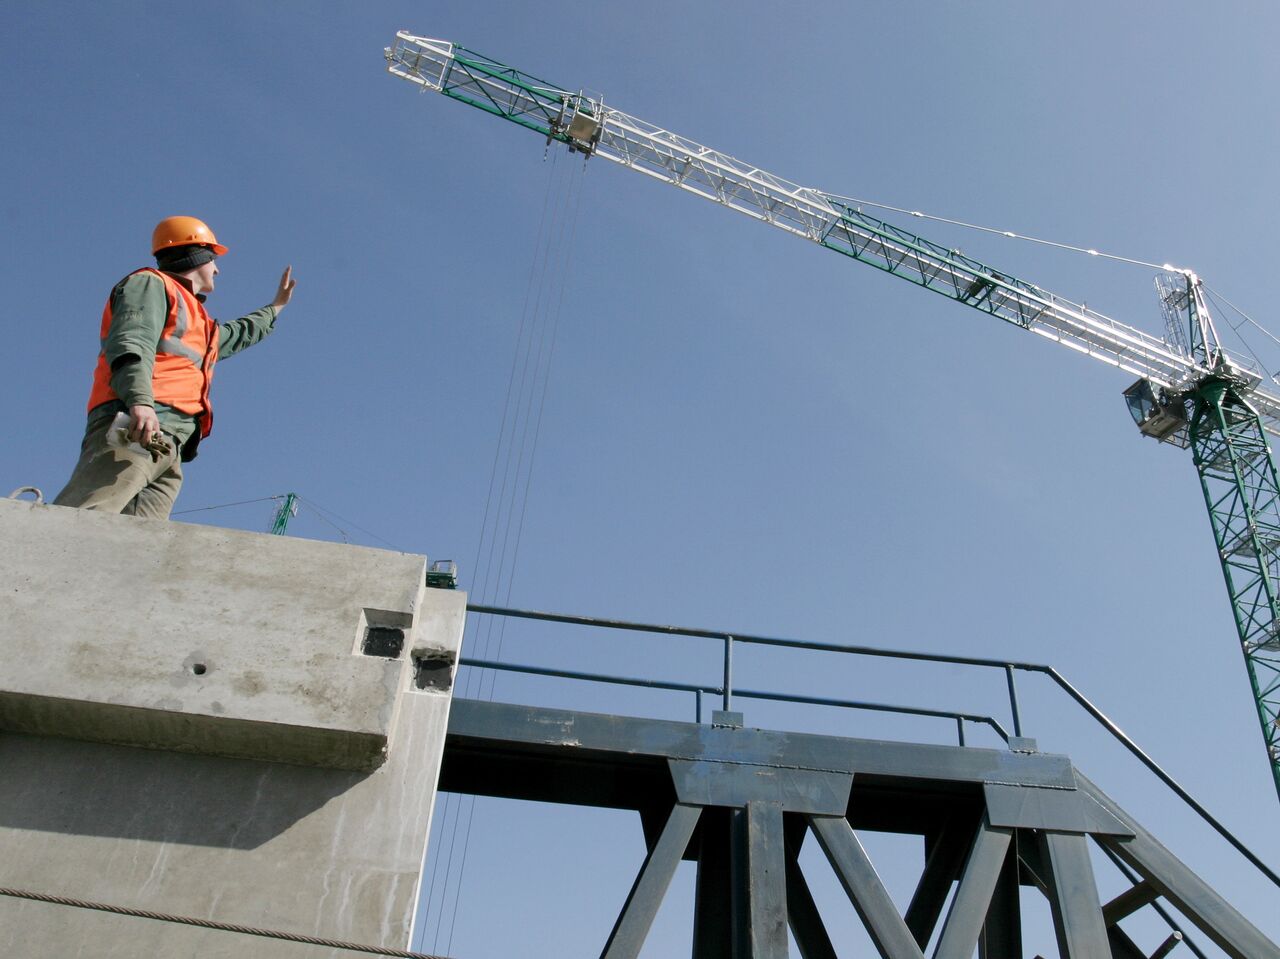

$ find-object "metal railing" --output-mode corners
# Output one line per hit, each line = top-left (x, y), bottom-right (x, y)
(462, 656), (1012, 746)
(463, 603), (1280, 891)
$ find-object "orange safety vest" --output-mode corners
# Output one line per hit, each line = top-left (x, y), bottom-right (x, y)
(87, 268), (219, 437)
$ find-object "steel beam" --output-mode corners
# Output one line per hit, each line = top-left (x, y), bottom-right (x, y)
(933, 819), (1013, 959)
(1105, 924), (1149, 959)
(1101, 880), (1159, 926)
(809, 815), (925, 959)
(784, 847), (837, 959)
(984, 782), (1129, 836)
(1078, 773), (1280, 959)
(669, 758), (851, 815)
(446, 700), (1076, 792)
(781, 814), (839, 959)
(601, 803), (702, 959)
(904, 819), (972, 947)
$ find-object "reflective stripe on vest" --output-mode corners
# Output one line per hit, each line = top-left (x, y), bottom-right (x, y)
(87, 268), (219, 437)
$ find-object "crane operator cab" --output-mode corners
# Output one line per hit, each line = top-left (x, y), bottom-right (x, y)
(1124, 379), (1190, 446)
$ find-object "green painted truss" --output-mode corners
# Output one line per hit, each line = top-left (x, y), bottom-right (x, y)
(1191, 381), (1280, 799)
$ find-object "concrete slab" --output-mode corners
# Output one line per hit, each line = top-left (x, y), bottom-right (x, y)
(0, 497), (439, 770)
(0, 498), (467, 954)
(0, 687), (458, 955)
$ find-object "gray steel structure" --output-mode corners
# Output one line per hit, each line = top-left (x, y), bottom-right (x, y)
(441, 698), (1279, 959)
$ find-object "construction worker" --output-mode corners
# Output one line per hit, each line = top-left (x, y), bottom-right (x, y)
(53, 216), (296, 519)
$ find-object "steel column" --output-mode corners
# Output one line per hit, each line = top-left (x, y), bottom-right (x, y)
(731, 802), (787, 959)
(1040, 831), (1110, 959)
(693, 808), (732, 959)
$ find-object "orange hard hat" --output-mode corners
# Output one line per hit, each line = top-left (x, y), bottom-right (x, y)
(151, 216), (228, 256)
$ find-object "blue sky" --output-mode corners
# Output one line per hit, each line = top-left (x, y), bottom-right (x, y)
(5, 2), (1280, 956)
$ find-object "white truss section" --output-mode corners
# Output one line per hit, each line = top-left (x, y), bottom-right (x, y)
(387, 32), (1280, 434)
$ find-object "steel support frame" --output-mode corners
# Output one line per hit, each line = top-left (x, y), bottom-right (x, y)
(437, 699), (1278, 958)
(1079, 771), (1280, 959)
(1190, 378), (1280, 801)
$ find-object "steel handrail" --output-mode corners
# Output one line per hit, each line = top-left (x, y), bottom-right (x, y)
(464, 602), (1280, 889)
(459, 656), (1011, 742)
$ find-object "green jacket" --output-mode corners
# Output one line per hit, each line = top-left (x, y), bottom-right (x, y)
(89, 271), (278, 460)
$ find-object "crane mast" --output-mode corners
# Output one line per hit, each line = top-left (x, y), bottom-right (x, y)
(386, 32), (1280, 800)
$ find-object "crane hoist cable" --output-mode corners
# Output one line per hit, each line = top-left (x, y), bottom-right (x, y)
(415, 151), (584, 957)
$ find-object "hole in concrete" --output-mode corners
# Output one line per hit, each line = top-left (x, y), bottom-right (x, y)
(362, 626), (405, 659)
(191, 663), (207, 676)
(412, 651), (454, 691)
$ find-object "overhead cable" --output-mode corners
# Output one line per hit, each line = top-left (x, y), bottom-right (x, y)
(170, 496), (280, 516)
(416, 151), (584, 958)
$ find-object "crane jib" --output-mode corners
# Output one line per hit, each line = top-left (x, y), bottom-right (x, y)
(431, 45), (584, 147)
(386, 33), (1206, 395)
(819, 204), (1043, 332)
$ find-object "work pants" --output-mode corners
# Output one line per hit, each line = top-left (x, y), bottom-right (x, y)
(53, 417), (184, 520)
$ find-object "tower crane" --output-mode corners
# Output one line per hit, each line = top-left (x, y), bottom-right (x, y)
(386, 32), (1280, 801)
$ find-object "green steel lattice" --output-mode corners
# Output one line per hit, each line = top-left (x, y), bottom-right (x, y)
(1191, 381), (1280, 800)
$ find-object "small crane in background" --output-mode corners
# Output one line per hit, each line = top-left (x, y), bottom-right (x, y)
(269, 489), (457, 588)
(270, 493), (298, 536)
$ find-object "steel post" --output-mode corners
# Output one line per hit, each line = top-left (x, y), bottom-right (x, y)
(1004, 666), (1023, 738)
(723, 636), (734, 713)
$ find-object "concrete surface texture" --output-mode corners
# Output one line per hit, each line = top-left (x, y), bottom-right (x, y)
(0, 497), (438, 770)
(0, 499), (467, 955)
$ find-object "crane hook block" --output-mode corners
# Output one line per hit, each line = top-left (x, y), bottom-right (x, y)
(566, 108), (601, 153)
